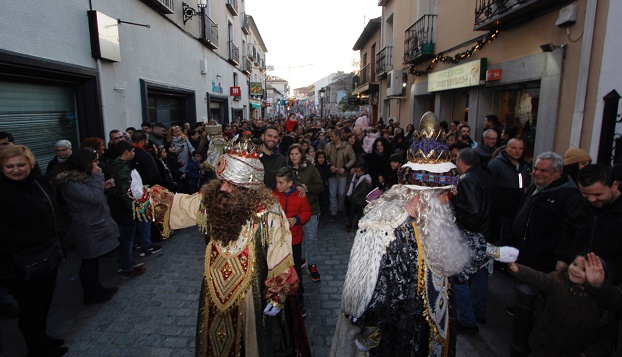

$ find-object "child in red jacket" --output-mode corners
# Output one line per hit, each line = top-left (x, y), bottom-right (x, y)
(273, 167), (311, 316)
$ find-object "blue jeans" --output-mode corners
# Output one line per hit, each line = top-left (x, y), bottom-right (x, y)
(328, 176), (348, 215)
(302, 215), (319, 264)
(452, 263), (489, 327)
(117, 222), (136, 272)
(137, 220), (152, 249)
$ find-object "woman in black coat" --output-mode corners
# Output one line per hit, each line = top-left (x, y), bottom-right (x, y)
(0, 145), (68, 357)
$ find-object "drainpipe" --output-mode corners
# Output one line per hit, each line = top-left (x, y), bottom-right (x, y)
(569, 0), (598, 147)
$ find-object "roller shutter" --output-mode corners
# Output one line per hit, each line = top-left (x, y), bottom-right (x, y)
(0, 80), (78, 167)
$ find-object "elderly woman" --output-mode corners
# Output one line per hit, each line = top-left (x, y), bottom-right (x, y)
(53, 147), (120, 304)
(0, 145), (68, 356)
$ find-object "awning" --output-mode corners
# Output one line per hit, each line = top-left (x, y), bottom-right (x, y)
(251, 103), (261, 109)
(352, 83), (379, 96)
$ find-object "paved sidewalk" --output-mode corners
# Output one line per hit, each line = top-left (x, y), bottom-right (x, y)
(1, 218), (517, 356)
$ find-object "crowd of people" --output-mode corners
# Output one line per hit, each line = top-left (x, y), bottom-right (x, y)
(1, 106), (622, 356)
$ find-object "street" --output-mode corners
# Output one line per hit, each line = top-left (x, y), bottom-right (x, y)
(1, 218), (516, 356)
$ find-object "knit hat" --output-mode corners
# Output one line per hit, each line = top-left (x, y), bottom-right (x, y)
(397, 112), (459, 190)
(563, 148), (591, 166)
(215, 132), (265, 190)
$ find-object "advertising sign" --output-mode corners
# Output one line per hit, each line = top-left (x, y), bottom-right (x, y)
(428, 59), (487, 92)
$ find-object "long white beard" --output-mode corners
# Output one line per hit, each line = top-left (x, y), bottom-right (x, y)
(415, 192), (472, 276)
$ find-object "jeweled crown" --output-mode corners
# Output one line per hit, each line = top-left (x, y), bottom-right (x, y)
(406, 112), (451, 164)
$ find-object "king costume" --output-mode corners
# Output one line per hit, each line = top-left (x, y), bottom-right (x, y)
(134, 134), (309, 357)
(330, 112), (518, 357)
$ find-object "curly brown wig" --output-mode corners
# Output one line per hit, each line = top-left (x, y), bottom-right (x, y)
(200, 179), (276, 245)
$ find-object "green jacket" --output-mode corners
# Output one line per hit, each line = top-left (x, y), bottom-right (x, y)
(292, 160), (323, 215)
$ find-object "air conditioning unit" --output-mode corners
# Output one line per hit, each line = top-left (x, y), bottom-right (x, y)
(387, 69), (403, 96)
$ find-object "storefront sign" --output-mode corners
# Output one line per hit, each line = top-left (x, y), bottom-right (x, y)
(230, 86), (241, 96)
(486, 69), (502, 81)
(249, 82), (263, 96)
(250, 99), (261, 109)
(428, 58), (487, 92)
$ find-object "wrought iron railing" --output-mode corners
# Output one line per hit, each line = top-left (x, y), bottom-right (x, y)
(247, 44), (256, 60)
(474, 0), (572, 30)
(241, 14), (250, 35)
(202, 13), (218, 48)
(243, 57), (252, 73)
(404, 14), (436, 64)
(229, 41), (240, 64)
(376, 46), (393, 76)
(358, 64), (370, 87)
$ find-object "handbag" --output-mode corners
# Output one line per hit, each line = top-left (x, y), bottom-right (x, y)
(12, 238), (64, 281)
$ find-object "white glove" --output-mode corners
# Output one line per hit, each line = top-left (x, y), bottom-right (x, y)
(130, 169), (145, 199)
(497, 246), (519, 263)
(487, 245), (519, 263)
(263, 303), (282, 316)
(354, 339), (370, 352)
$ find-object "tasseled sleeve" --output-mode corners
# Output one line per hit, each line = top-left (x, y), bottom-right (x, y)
(263, 204), (299, 308)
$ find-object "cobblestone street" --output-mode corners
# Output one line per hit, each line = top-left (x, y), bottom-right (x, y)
(1, 218), (516, 356)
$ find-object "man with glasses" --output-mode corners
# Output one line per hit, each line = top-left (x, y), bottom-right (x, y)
(512, 151), (585, 273)
(474, 129), (499, 170)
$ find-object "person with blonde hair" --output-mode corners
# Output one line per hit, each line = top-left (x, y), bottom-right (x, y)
(0, 145), (68, 356)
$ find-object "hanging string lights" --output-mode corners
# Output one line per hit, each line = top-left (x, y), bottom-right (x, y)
(410, 30), (499, 76)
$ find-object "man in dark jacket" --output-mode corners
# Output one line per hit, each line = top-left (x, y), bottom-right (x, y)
(259, 126), (287, 189)
(131, 131), (162, 256)
(488, 138), (531, 246)
(574, 164), (622, 283)
(512, 151), (585, 273)
(451, 148), (499, 332)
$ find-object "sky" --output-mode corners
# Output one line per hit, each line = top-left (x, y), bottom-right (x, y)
(245, 0), (381, 93)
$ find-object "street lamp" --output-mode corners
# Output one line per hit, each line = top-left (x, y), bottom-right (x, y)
(319, 87), (326, 117)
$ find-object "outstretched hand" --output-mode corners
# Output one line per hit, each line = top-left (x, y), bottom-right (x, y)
(586, 252), (606, 288)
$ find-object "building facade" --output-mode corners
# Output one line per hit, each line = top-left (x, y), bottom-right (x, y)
(0, 0), (267, 164)
(369, 0), (617, 161)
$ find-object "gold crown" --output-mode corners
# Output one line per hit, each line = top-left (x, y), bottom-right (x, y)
(406, 112), (451, 164)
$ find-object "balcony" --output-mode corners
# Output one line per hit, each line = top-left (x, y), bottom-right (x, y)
(378, 0), (390, 6)
(241, 14), (250, 35)
(242, 57), (252, 74)
(259, 58), (266, 71)
(375, 46), (393, 79)
(228, 41), (240, 65)
(201, 13), (218, 49)
(226, 0), (238, 16)
(404, 14), (436, 65)
(352, 63), (379, 95)
(247, 43), (256, 60)
(475, 0), (573, 31)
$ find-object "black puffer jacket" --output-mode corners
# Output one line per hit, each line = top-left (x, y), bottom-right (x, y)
(512, 175), (586, 272)
(0, 171), (61, 278)
(452, 166), (499, 242)
(572, 196), (622, 284)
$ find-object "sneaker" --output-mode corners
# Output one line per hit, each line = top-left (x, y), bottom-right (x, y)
(132, 242), (141, 250)
(117, 262), (145, 273)
(308, 264), (321, 282)
(139, 245), (162, 257)
(120, 265), (148, 279)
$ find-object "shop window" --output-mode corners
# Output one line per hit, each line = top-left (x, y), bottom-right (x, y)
(495, 84), (539, 160)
